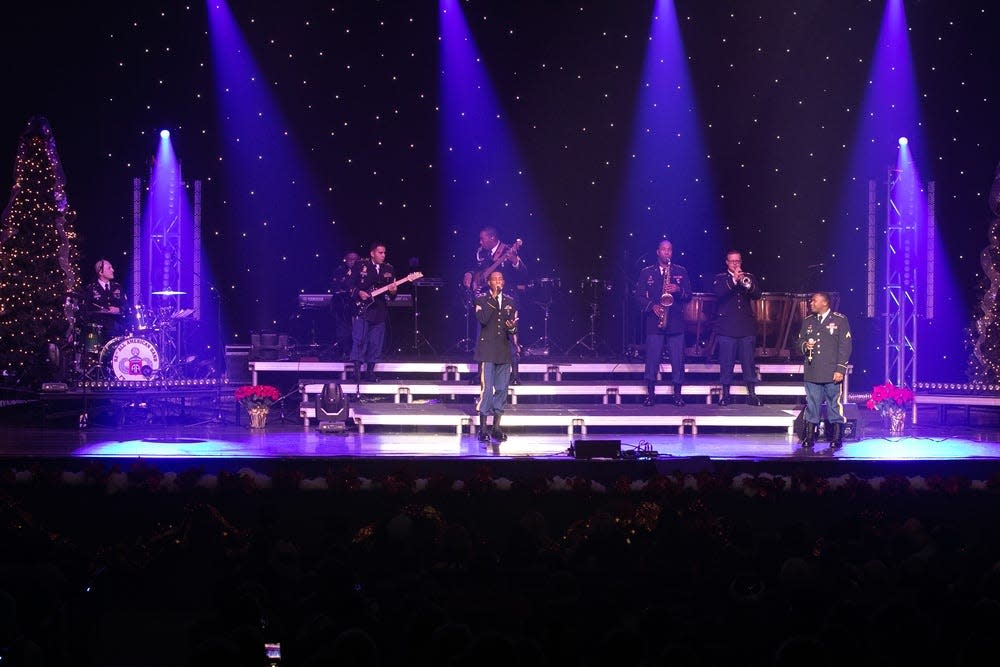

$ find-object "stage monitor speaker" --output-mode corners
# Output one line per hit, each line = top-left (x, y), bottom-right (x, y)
(572, 439), (622, 459)
(224, 345), (252, 383)
(793, 402), (861, 440)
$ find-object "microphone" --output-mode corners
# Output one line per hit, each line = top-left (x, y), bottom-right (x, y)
(806, 338), (815, 363)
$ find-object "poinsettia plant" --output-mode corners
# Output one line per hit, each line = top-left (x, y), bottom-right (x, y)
(235, 385), (281, 409)
(865, 381), (914, 416)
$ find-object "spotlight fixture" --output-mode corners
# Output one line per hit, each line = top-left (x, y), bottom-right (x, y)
(160, 129), (170, 139)
(898, 136), (908, 147)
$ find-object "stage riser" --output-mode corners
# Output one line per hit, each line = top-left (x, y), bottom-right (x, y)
(325, 404), (800, 436)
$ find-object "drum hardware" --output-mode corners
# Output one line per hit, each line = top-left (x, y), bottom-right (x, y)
(523, 277), (562, 357)
(452, 285), (477, 353)
(566, 301), (608, 357)
(132, 304), (155, 332)
(83, 323), (105, 357)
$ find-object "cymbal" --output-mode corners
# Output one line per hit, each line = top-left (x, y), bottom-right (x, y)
(152, 290), (187, 296)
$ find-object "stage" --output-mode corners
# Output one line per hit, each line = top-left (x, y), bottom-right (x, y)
(3, 406), (1000, 483)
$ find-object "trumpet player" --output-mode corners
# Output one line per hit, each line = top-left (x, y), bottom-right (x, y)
(796, 292), (852, 450)
(713, 251), (763, 407)
(635, 239), (692, 407)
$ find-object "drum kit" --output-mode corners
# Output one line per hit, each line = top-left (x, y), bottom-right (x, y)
(69, 289), (193, 383)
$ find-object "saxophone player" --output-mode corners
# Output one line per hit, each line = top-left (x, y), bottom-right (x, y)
(635, 239), (692, 407)
(713, 250), (764, 406)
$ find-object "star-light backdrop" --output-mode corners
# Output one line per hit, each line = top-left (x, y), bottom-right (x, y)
(1, 0), (997, 383)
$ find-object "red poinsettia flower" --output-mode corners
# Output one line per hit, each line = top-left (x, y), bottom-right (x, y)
(865, 381), (915, 415)
(234, 385), (281, 409)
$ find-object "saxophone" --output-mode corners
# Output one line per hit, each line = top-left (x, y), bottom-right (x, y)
(657, 263), (674, 329)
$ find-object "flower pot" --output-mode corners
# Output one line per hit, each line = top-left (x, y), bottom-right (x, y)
(248, 406), (270, 429)
(888, 409), (906, 435)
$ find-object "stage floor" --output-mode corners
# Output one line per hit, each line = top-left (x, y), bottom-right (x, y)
(2, 420), (999, 463)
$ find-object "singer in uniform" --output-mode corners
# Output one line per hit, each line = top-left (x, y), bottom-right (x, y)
(474, 271), (518, 444)
(635, 239), (692, 407)
(796, 291), (852, 449)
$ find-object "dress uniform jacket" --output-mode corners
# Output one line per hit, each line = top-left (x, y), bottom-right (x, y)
(797, 311), (852, 383)
(474, 292), (517, 363)
(350, 260), (395, 324)
(712, 271), (761, 338)
(635, 264), (692, 336)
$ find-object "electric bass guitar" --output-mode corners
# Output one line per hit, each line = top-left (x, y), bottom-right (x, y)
(471, 239), (523, 291)
(355, 271), (423, 315)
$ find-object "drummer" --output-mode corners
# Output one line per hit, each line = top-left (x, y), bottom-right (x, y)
(81, 259), (128, 338)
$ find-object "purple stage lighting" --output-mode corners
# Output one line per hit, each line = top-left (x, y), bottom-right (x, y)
(160, 129), (170, 139)
(898, 136), (908, 147)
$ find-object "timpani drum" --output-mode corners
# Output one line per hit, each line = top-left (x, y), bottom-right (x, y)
(753, 292), (794, 357)
(683, 293), (717, 357)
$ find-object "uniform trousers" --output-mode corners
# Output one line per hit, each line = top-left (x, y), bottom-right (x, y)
(804, 381), (844, 424)
(717, 335), (756, 385)
(644, 332), (685, 383)
(478, 362), (511, 416)
(351, 318), (386, 366)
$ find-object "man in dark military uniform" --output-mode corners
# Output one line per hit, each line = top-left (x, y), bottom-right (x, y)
(796, 292), (852, 449)
(635, 239), (692, 407)
(348, 243), (396, 383)
(474, 271), (518, 444)
(712, 250), (763, 406)
(81, 259), (128, 340)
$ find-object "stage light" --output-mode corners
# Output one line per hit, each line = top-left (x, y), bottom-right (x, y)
(160, 129), (170, 139)
(898, 136), (908, 146)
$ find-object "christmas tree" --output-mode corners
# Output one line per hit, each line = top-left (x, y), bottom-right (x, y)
(969, 161), (1000, 383)
(0, 116), (81, 383)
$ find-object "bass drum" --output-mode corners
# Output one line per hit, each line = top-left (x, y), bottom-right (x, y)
(99, 335), (162, 381)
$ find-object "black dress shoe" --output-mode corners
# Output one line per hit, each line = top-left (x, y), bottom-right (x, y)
(672, 396), (685, 407)
(491, 427), (508, 442)
(643, 395), (654, 407)
(477, 428), (490, 443)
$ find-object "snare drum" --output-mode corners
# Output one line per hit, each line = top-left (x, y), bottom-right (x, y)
(99, 335), (161, 381)
(132, 304), (155, 332)
(579, 278), (613, 301)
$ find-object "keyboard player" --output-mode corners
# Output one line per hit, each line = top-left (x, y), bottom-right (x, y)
(332, 252), (360, 357)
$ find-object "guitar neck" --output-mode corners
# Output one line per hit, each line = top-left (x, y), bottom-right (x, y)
(368, 273), (421, 298)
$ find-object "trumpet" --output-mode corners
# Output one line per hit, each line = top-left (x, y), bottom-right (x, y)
(738, 273), (754, 289)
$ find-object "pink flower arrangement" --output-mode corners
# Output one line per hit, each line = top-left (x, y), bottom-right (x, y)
(235, 385), (281, 409)
(865, 381), (914, 416)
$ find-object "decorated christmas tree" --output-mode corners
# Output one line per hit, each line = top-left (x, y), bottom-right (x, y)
(969, 162), (1000, 383)
(0, 116), (81, 383)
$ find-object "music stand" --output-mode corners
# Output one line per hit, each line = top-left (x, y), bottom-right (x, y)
(566, 301), (609, 357)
